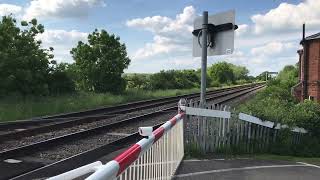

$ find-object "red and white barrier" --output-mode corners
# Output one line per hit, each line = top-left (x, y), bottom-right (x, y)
(48, 111), (185, 180)
(86, 113), (185, 180)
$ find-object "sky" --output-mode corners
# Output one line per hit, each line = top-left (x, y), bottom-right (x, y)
(0, 0), (319, 76)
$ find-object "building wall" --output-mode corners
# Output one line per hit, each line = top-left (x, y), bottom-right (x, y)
(294, 39), (320, 102)
(307, 39), (320, 101)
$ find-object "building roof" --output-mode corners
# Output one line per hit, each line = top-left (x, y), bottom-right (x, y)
(305, 32), (320, 41)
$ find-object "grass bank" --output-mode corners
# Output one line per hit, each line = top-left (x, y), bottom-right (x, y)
(0, 88), (202, 122)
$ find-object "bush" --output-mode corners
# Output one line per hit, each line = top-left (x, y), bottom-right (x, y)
(148, 70), (200, 90)
(48, 63), (75, 94)
(239, 64), (320, 157)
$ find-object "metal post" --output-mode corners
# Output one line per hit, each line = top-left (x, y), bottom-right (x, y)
(265, 72), (268, 81)
(200, 11), (208, 108)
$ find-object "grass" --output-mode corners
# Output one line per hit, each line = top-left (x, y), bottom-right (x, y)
(0, 88), (202, 122)
(0, 83), (258, 122)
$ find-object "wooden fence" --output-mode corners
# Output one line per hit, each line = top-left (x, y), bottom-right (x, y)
(184, 100), (307, 155)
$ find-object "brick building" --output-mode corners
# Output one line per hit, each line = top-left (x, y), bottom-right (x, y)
(292, 26), (320, 102)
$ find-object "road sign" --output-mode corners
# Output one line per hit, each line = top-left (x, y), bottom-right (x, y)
(192, 10), (235, 57)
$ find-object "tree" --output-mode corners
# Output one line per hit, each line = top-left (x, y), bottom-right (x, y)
(71, 29), (131, 93)
(125, 73), (149, 89)
(208, 62), (235, 84)
(48, 63), (76, 94)
(0, 16), (53, 96)
(149, 70), (176, 90)
(148, 70), (200, 90)
(276, 65), (298, 90)
(230, 64), (249, 80)
(255, 71), (268, 81)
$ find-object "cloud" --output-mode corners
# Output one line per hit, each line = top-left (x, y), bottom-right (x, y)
(127, 6), (195, 60)
(251, 0), (320, 34)
(0, 4), (22, 16)
(250, 41), (295, 57)
(236, 24), (249, 37)
(126, 5), (303, 76)
(23, 0), (106, 20)
(36, 29), (88, 63)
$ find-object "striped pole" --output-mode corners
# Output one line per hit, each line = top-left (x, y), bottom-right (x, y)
(86, 113), (185, 180)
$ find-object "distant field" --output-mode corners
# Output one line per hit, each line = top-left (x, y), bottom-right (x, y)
(0, 88), (202, 122)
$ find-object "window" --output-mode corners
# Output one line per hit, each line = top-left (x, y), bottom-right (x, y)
(309, 96), (315, 101)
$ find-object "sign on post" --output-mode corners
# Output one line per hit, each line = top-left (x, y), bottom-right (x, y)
(193, 10), (236, 57)
(192, 10), (237, 107)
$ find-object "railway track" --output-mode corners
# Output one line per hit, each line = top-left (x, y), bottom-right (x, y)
(0, 83), (263, 140)
(0, 83), (264, 180)
(0, 83), (264, 132)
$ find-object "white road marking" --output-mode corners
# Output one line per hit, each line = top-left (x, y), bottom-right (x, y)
(184, 159), (210, 162)
(175, 164), (308, 178)
(4, 159), (22, 163)
(236, 157), (251, 160)
(297, 162), (320, 168)
(184, 159), (226, 162)
(107, 132), (130, 136)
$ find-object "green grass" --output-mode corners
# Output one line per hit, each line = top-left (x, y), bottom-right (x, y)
(0, 83), (258, 122)
(0, 88), (202, 122)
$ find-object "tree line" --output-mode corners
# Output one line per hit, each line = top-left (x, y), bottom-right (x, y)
(0, 16), (130, 96)
(0, 16), (257, 97)
(125, 62), (254, 91)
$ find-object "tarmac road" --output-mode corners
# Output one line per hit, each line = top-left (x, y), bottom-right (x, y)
(174, 158), (320, 180)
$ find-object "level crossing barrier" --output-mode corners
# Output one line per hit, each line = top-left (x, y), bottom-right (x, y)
(48, 102), (186, 180)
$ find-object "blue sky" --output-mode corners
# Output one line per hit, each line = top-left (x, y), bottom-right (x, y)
(0, 0), (319, 75)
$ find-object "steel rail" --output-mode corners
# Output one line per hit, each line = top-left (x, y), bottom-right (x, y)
(0, 83), (264, 131)
(0, 84), (263, 142)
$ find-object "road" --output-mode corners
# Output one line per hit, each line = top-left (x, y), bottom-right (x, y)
(174, 158), (320, 180)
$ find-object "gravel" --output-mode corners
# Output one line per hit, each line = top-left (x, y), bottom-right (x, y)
(0, 103), (176, 152)
(29, 111), (176, 162)
(0, 86), (261, 161)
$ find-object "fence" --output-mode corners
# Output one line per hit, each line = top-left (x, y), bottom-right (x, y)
(48, 112), (184, 180)
(184, 100), (307, 154)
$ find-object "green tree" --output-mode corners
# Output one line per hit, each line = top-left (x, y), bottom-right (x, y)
(148, 70), (200, 90)
(48, 63), (76, 94)
(125, 73), (149, 89)
(276, 65), (298, 90)
(0, 16), (53, 96)
(255, 71), (268, 81)
(208, 62), (235, 84)
(71, 29), (130, 93)
(230, 64), (249, 81)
